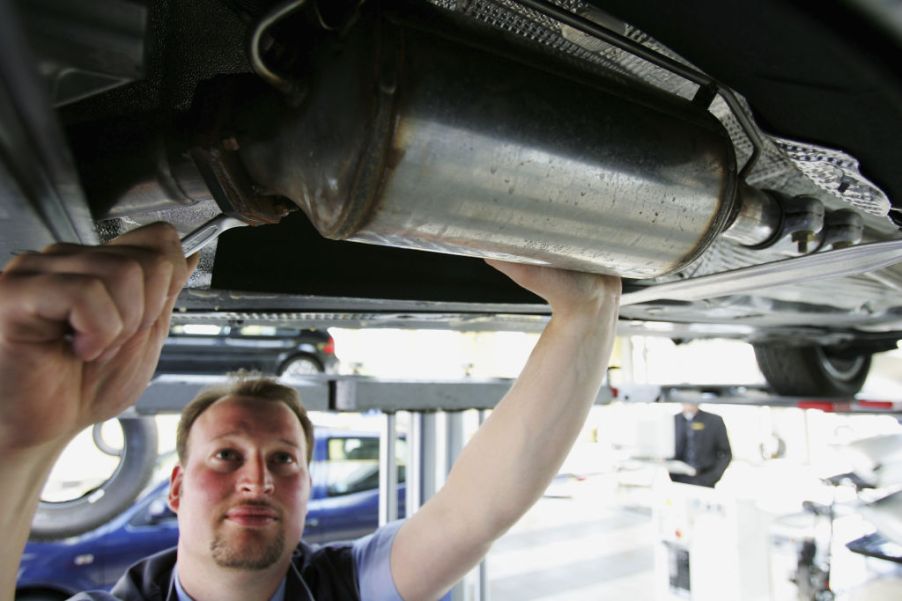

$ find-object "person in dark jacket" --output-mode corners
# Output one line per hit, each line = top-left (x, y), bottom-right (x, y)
(669, 403), (732, 488)
(0, 223), (621, 601)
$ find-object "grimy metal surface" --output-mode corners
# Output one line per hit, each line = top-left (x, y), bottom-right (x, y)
(621, 238), (902, 306)
(345, 5), (738, 279)
(0, 0), (98, 256)
(240, 0), (739, 280)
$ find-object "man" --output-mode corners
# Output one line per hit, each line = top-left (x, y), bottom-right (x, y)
(0, 223), (620, 601)
(670, 402), (732, 488)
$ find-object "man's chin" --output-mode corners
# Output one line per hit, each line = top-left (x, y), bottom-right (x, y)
(210, 530), (285, 570)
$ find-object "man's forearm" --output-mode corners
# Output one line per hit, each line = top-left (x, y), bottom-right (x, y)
(0, 224), (194, 601)
(0, 442), (68, 601)
(392, 292), (619, 601)
(446, 304), (616, 530)
(391, 265), (619, 601)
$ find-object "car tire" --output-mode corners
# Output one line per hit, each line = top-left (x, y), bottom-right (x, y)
(30, 417), (158, 540)
(279, 353), (324, 378)
(753, 344), (872, 397)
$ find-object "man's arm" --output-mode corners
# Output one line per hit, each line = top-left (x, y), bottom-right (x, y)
(673, 415), (685, 461)
(0, 224), (196, 601)
(694, 414), (732, 487)
(390, 260), (620, 601)
(710, 415), (732, 480)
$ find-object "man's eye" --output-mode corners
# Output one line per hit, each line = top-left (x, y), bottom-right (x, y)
(214, 449), (240, 461)
(272, 452), (296, 465)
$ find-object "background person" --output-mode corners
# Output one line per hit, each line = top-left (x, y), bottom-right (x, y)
(0, 223), (621, 601)
(669, 402), (732, 488)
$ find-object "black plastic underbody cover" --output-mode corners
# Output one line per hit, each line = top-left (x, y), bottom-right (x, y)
(591, 0), (902, 210)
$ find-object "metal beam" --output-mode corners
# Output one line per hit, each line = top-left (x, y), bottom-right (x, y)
(137, 374), (614, 415)
(333, 377), (613, 412)
(612, 383), (902, 414)
(135, 374), (330, 414)
(334, 378), (514, 412)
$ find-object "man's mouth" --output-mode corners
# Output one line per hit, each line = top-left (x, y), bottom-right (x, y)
(224, 504), (280, 527)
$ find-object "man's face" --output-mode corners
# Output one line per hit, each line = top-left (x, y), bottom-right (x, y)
(168, 396), (310, 571)
(681, 402), (699, 416)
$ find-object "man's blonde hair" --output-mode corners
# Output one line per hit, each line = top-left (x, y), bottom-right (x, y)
(175, 374), (315, 465)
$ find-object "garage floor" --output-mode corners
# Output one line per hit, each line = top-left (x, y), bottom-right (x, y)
(488, 490), (656, 600)
(485, 479), (901, 601)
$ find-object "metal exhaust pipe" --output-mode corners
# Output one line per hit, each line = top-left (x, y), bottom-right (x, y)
(235, 0), (742, 279)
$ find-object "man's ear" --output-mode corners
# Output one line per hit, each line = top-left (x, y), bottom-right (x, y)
(168, 464), (183, 513)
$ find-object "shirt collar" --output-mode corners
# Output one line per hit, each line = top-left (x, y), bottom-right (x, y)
(173, 564), (287, 601)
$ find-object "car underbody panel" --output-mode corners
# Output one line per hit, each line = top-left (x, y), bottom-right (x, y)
(1, 0), (901, 359)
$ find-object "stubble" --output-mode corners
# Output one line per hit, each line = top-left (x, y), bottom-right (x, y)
(210, 526), (285, 570)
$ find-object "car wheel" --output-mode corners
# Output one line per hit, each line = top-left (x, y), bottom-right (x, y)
(279, 354), (324, 379)
(753, 344), (872, 397)
(30, 417), (158, 540)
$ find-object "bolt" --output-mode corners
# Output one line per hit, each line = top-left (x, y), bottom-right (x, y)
(792, 231), (814, 254)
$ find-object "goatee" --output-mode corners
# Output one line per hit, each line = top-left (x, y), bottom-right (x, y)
(210, 530), (285, 570)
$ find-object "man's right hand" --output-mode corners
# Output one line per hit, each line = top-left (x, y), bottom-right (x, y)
(0, 223), (197, 451)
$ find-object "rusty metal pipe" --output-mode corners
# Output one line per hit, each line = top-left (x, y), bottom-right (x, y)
(237, 0), (742, 279)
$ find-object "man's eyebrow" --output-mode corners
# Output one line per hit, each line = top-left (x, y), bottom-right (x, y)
(207, 432), (301, 449)
(208, 430), (242, 441)
(275, 438), (301, 449)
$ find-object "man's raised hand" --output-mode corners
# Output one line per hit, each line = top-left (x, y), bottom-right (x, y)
(0, 223), (197, 449)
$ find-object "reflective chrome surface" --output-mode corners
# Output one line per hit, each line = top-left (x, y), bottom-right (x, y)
(180, 214), (246, 257)
(722, 185), (782, 246)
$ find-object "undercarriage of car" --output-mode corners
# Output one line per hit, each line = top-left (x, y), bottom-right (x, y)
(2, 0), (901, 396)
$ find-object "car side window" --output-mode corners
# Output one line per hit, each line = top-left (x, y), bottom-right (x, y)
(325, 436), (406, 497)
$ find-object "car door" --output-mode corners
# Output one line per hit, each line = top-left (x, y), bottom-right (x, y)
(311, 434), (406, 543)
(101, 484), (180, 587)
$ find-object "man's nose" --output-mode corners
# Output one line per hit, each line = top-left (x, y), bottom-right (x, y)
(238, 456), (274, 495)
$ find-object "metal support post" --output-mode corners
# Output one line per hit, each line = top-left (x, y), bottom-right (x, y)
(407, 412), (421, 515)
(476, 409), (490, 601)
(446, 411), (466, 601)
(446, 411), (465, 474)
(379, 412), (398, 526)
(408, 411), (438, 513)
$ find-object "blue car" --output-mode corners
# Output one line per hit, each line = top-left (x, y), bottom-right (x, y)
(17, 429), (406, 601)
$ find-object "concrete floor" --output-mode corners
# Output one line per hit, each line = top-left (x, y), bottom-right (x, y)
(482, 479), (902, 601)
(486, 488), (656, 600)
